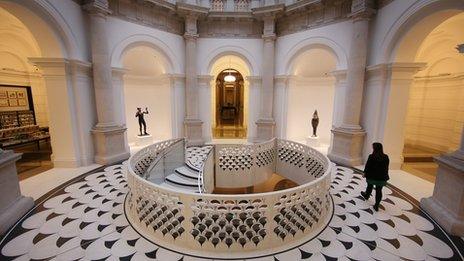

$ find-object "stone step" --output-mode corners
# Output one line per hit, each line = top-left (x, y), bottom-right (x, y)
(175, 166), (199, 180)
(159, 182), (199, 193)
(166, 173), (198, 187)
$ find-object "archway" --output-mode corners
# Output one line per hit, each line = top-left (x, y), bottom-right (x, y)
(120, 44), (174, 147)
(208, 54), (253, 141)
(381, 5), (464, 178)
(0, 4), (93, 178)
(213, 69), (246, 138)
(285, 47), (338, 151)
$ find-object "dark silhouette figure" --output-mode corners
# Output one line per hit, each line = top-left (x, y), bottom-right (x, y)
(361, 142), (389, 211)
(311, 110), (319, 137)
(136, 107), (149, 136)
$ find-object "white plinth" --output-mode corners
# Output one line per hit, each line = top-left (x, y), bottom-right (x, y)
(306, 136), (320, 147)
(136, 135), (153, 147)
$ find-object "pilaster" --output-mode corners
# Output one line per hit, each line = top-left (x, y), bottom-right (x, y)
(28, 58), (83, 167)
(183, 14), (204, 145)
(254, 10), (282, 142)
(328, 0), (374, 166)
(84, 0), (130, 165)
(274, 75), (290, 139)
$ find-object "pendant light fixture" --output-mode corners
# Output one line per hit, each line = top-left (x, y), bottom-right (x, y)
(224, 58), (236, 82)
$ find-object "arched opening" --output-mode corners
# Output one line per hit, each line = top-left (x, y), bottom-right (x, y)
(383, 8), (464, 180)
(0, 4), (92, 178)
(285, 47), (338, 152)
(208, 54), (253, 141)
(121, 44), (174, 148)
(213, 69), (246, 138)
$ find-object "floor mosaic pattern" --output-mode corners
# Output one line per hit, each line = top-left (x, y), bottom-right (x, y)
(1, 162), (463, 260)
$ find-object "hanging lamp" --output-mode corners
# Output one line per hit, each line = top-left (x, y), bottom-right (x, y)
(224, 58), (236, 82)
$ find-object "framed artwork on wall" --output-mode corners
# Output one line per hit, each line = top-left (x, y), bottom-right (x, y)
(8, 91), (17, 99)
(0, 99), (8, 107)
(17, 91), (25, 99)
(18, 99), (27, 106)
(8, 99), (18, 106)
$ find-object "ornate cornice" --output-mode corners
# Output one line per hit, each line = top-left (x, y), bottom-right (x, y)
(104, 0), (363, 37)
(349, 0), (376, 21)
(83, 0), (112, 16)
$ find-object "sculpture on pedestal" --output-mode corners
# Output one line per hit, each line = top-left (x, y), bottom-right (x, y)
(136, 107), (149, 136)
(311, 110), (319, 137)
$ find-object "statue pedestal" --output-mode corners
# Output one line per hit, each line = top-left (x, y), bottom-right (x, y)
(0, 150), (34, 235)
(136, 135), (153, 147)
(306, 136), (320, 147)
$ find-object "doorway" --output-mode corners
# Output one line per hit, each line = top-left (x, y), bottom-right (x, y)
(213, 69), (246, 138)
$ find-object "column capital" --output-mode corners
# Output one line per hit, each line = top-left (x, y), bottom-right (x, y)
(184, 33), (199, 41)
(197, 75), (214, 84)
(245, 75), (262, 84)
(274, 75), (290, 84)
(349, 0), (376, 21)
(111, 67), (129, 77)
(28, 57), (70, 77)
(83, 0), (111, 16)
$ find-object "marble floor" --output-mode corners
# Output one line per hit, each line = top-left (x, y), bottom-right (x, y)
(2, 162), (463, 260)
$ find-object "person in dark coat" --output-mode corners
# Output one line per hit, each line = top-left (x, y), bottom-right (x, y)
(361, 142), (389, 211)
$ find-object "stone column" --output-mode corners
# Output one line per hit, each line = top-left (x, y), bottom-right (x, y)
(256, 16), (277, 141)
(183, 14), (204, 145)
(0, 150), (34, 234)
(328, 0), (375, 166)
(84, 0), (129, 164)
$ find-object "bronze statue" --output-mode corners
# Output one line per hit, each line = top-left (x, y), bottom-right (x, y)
(311, 110), (319, 137)
(136, 107), (149, 136)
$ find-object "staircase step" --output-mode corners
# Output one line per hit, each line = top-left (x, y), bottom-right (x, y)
(166, 173), (198, 187)
(160, 182), (199, 193)
(175, 166), (199, 180)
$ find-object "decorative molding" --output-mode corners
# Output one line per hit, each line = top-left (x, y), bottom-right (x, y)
(104, 0), (355, 37)
(276, 0), (351, 36)
(245, 75), (262, 84)
(108, 0), (184, 35)
(198, 17), (263, 38)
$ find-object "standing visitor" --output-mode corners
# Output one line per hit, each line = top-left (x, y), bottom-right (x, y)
(361, 142), (390, 211)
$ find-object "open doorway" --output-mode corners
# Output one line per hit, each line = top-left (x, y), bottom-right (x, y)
(213, 69), (246, 138)
(0, 7), (52, 179)
(380, 10), (464, 182)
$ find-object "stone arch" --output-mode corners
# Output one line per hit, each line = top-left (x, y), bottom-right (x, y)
(382, 0), (464, 63)
(110, 34), (179, 74)
(282, 42), (340, 146)
(283, 37), (348, 74)
(372, 1), (464, 168)
(0, 2), (94, 168)
(203, 46), (258, 76)
(0, 0), (82, 59)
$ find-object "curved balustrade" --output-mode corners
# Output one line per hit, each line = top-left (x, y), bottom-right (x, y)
(126, 138), (333, 258)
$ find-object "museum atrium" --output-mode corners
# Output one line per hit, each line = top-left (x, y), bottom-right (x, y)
(0, 0), (463, 260)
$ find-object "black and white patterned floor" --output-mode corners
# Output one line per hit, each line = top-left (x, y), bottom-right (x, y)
(1, 162), (463, 260)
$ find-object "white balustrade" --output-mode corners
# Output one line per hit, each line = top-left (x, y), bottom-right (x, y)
(126, 138), (332, 258)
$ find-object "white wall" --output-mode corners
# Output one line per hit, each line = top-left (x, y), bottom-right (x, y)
(275, 20), (351, 74)
(123, 76), (172, 143)
(405, 75), (464, 152)
(286, 77), (335, 145)
(108, 17), (185, 74)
